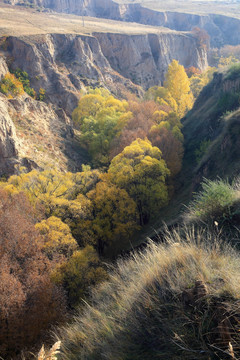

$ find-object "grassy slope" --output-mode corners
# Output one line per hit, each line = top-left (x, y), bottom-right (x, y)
(59, 229), (240, 360)
(116, 0), (240, 18)
(0, 2), (174, 37)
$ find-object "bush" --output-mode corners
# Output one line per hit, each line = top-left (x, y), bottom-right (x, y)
(185, 178), (238, 222)
(0, 73), (24, 97)
(12, 68), (36, 98)
(194, 139), (211, 163)
(225, 62), (240, 80)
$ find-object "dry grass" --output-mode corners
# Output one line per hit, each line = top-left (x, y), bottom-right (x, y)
(0, 2), (173, 37)
(58, 228), (240, 360)
(116, 0), (240, 18)
(37, 341), (61, 360)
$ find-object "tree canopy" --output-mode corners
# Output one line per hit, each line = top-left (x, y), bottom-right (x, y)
(108, 138), (170, 225)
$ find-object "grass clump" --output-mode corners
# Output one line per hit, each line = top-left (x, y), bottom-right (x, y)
(185, 178), (240, 224)
(225, 62), (240, 81)
(58, 229), (240, 360)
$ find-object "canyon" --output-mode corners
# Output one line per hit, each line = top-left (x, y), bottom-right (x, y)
(0, 0), (239, 176)
(0, 3), (208, 175)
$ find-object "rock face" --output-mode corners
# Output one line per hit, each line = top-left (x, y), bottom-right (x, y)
(0, 95), (19, 175)
(95, 32), (207, 88)
(7, 31), (207, 105)
(7, 33), (141, 116)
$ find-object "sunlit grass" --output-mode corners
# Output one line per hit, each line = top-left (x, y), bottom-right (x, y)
(58, 228), (240, 360)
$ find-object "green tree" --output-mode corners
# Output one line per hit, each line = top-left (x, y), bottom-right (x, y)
(108, 138), (170, 225)
(72, 89), (131, 166)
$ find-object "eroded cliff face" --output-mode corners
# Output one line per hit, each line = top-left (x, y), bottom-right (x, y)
(7, 33), (141, 116)
(0, 54), (88, 176)
(0, 29), (207, 175)
(0, 95), (19, 174)
(95, 32), (207, 88)
(6, 31), (207, 100)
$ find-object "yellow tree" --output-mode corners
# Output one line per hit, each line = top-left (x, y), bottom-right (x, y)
(51, 245), (107, 307)
(108, 138), (170, 225)
(87, 176), (139, 255)
(36, 216), (78, 259)
(164, 60), (193, 118)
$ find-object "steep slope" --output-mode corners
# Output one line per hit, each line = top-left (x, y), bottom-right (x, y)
(59, 230), (240, 360)
(0, 56), (89, 175)
(182, 66), (240, 189)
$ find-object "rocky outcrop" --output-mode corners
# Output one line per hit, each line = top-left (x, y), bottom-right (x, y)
(95, 32), (207, 88)
(6, 31), (207, 105)
(0, 58), (8, 80)
(7, 33), (141, 116)
(0, 95), (19, 175)
(0, 89), (90, 176)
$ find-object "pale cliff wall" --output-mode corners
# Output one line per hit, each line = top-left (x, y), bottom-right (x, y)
(7, 31), (207, 101)
(95, 32), (207, 88)
(0, 29), (207, 175)
(7, 34), (140, 116)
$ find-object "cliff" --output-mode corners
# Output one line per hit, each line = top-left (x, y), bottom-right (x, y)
(94, 32), (207, 88)
(7, 33), (142, 116)
(6, 31), (207, 100)
(0, 29), (207, 175)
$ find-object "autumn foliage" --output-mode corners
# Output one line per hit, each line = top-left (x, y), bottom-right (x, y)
(0, 190), (66, 358)
(0, 60), (197, 358)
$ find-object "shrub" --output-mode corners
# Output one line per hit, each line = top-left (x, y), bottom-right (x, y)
(38, 87), (46, 101)
(225, 62), (240, 80)
(12, 68), (36, 98)
(194, 139), (211, 163)
(0, 73), (24, 97)
(185, 178), (238, 222)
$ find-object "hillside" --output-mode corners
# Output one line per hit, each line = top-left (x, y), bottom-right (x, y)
(59, 229), (240, 360)
(183, 65), (240, 186)
(124, 64), (240, 252)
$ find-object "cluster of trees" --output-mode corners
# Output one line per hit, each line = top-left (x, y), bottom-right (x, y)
(74, 60), (193, 179)
(0, 185), (108, 357)
(12, 68), (46, 100)
(0, 68), (46, 100)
